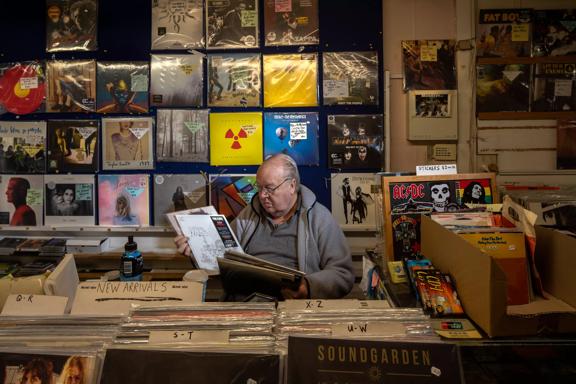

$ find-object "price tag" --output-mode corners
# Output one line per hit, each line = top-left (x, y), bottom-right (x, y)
(148, 330), (230, 344)
(332, 321), (407, 337)
(416, 164), (457, 176)
(1, 294), (68, 316)
(283, 299), (390, 311)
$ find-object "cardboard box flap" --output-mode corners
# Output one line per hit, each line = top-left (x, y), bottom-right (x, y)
(421, 216), (508, 335)
(507, 296), (576, 316)
(535, 226), (576, 308)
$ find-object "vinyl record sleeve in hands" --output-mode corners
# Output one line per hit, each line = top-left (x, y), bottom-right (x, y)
(263, 53), (318, 107)
(151, 0), (204, 50)
(45, 60), (96, 112)
(0, 121), (46, 174)
(156, 109), (209, 162)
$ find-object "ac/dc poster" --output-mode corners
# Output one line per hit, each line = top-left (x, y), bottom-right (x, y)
(287, 336), (461, 384)
(207, 53), (261, 107)
(100, 349), (279, 384)
(156, 109), (209, 163)
(532, 63), (576, 112)
(322, 51), (379, 106)
(327, 114), (383, 170)
(46, 120), (98, 174)
(476, 64), (530, 113)
(557, 119), (576, 169)
(264, 0), (319, 46)
(209, 174), (257, 222)
(46, 0), (98, 52)
(263, 112), (319, 166)
(0, 61), (46, 115)
(0, 121), (46, 174)
(401, 40), (456, 91)
(206, 0), (259, 49)
(151, 0), (204, 50)
(45, 60), (96, 113)
(391, 212), (422, 259)
(96, 61), (149, 114)
(532, 9), (576, 57)
(477, 9), (532, 58)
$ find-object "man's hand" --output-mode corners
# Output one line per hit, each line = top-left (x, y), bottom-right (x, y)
(281, 278), (309, 300)
(174, 235), (191, 257)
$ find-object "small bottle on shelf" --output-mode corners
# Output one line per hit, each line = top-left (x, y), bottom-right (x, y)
(120, 236), (143, 281)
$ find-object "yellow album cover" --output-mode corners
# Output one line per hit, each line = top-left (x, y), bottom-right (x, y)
(263, 53), (318, 107)
(210, 112), (263, 166)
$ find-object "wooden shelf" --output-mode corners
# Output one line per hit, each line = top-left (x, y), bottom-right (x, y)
(477, 56), (576, 65)
(477, 111), (576, 120)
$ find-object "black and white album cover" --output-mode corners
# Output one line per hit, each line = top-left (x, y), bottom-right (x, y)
(156, 109), (209, 162)
(151, 0), (204, 50)
(0, 121), (46, 174)
(206, 0), (259, 49)
(330, 173), (378, 231)
(153, 174), (207, 226)
(323, 51), (379, 106)
(264, 0), (319, 46)
(150, 54), (204, 107)
(46, 120), (98, 174)
(327, 114), (383, 170)
(532, 63), (576, 112)
(44, 174), (95, 226)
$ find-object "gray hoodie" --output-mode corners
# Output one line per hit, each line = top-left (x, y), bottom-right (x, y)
(231, 185), (355, 299)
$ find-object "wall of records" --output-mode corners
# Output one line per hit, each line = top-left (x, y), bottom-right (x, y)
(0, 0), (385, 229)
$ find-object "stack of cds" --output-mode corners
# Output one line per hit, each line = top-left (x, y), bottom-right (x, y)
(38, 238), (68, 257)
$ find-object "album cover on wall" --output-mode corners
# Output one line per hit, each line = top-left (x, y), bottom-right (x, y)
(0, 121), (46, 174)
(1, 352), (98, 384)
(46, 119), (98, 174)
(154, 174), (207, 226)
(46, 0), (98, 52)
(322, 51), (379, 106)
(532, 63), (576, 112)
(263, 53), (318, 107)
(532, 9), (576, 57)
(101, 117), (154, 170)
(408, 90), (458, 141)
(151, 0), (204, 50)
(0, 174), (43, 226)
(0, 61), (46, 115)
(96, 61), (149, 114)
(557, 119), (576, 169)
(330, 173), (378, 231)
(45, 60), (96, 112)
(263, 112), (319, 166)
(327, 114), (383, 170)
(98, 174), (150, 226)
(209, 112), (263, 166)
(209, 174), (257, 222)
(156, 109), (209, 163)
(263, 0), (319, 46)
(476, 64), (530, 113)
(207, 53), (261, 107)
(206, 0), (259, 49)
(401, 40), (456, 91)
(44, 174), (95, 226)
(476, 8), (532, 58)
(150, 54), (203, 107)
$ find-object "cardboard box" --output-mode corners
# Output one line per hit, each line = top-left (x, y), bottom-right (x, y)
(421, 216), (576, 338)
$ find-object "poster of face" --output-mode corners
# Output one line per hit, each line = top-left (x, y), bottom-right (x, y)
(153, 174), (207, 226)
(0, 121), (46, 174)
(330, 173), (378, 231)
(46, 120), (98, 174)
(209, 174), (257, 222)
(0, 174), (43, 226)
(98, 174), (150, 226)
(44, 174), (95, 226)
(101, 117), (154, 170)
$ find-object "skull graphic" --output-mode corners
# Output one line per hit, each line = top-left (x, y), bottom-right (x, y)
(430, 183), (450, 212)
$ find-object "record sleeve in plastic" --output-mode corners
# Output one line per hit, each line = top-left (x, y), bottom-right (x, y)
(263, 53), (318, 107)
(0, 121), (46, 174)
(156, 109), (209, 162)
(264, 0), (319, 46)
(45, 60), (96, 113)
(151, 0), (204, 50)
(46, 120), (99, 174)
(150, 54), (203, 107)
(263, 112), (319, 166)
(0, 62), (46, 115)
(96, 61), (149, 114)
(206, 0), (259, 49)
(207, 53), (261, 107)
(46, 0), (98, 52)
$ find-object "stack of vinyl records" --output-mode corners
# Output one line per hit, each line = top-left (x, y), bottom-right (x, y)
(14, 238), (49, 254)
(115, 302), (277, 352)
(39, 238), (68, 257)
(275, 300), (436, 353)
(0, 237), (26, 256)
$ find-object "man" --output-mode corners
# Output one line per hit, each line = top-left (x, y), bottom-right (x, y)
(6, 177), (36, 226)
(175, 154), (355, 300)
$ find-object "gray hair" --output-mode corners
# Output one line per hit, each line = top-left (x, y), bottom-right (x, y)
(266, 154), (300, 190)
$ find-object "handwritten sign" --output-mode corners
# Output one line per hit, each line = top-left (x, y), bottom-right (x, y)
(416, 164), (457, 176)
(282, 299), (390, 311)
(290, 122), (308, 140)
(149, 330), (230, 345)
(332, 321), (407, 337)
(1, 294), (68, 316)
(323, 79), (349, 98)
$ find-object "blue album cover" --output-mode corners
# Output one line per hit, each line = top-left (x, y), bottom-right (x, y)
(263, 112), (319, 166)
(96, 61), (149, 114)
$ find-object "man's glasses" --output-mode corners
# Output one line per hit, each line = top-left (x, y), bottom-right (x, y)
(257, 177), (292, 196)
